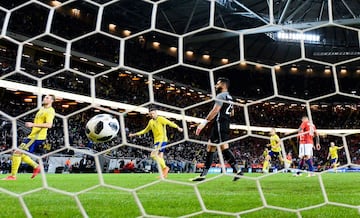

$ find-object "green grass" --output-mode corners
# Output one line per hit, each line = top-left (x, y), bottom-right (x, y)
(0, 172), (359, 217)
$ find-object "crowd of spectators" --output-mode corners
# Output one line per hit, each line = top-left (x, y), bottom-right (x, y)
(1, 88), (360, 173)
(249, 103), (360, 129)
(0, 156), (11, 174)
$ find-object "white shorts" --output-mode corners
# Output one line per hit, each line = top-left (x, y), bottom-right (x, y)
(299, 144), (313, 158)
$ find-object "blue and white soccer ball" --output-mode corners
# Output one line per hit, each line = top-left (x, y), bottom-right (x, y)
(85, 114), (119, 143)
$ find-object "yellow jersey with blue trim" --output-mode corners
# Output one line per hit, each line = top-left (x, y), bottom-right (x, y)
(28, 106), (55, 140)
(329, 146), (340, 159)
(270, 134), (281, 152)
(136, 116), (179, 143)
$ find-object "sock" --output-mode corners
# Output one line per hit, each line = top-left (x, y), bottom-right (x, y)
(297, 159), (304, 175)
(21, 154), (38, 168)
(263, 160), (269, 172)
(306, 159), (313, 172)
(222, 149), (238, 173)
(200, 151), (214, 177)
(298, 159), (304, 169)
(158, 157), (167, 170)
(10, 154), (22, 177)
(151, 154), (166, 170)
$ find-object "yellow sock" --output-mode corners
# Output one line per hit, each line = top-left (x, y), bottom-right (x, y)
(21, 154), (38, 168)
(263, 160), (269, 172)
(151, 154), (167, 170)
(280, 159), (284, 165)
(11, 154), (22, 176)
(334, 163), (337, 171)
(158, 157), (167, 170)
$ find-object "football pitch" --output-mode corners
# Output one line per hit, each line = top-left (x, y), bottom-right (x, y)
(0, 172), (359, 218)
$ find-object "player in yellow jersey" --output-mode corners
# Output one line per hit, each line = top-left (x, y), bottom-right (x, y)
(262, 128), (283, 173)
(327, 142), (344, 172)
(263, 147), (269, 159)
(2, 94), (55, 180)
(129, 108), (183, 178)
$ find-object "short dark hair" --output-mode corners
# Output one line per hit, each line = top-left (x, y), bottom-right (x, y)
(217, 77), (230, 88)
(49, 94), (55, 101)
(149, 107), (157, 112)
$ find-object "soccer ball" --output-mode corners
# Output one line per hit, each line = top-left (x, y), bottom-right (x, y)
(85, 114), (120, 143)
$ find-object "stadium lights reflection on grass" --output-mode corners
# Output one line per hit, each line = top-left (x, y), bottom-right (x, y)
(277, 31), (320, 42)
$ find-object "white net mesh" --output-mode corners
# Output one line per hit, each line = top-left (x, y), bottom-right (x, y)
(0, 0), (360, 217)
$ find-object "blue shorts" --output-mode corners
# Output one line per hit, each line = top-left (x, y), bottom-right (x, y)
(330, 158), (337, 165)
(19, 138), (45, 153)
(269, 151), (280, 159)
(154, 142), (167, 153)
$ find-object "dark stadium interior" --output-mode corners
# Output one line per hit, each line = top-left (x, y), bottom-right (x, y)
(1, 0), (360, 174)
